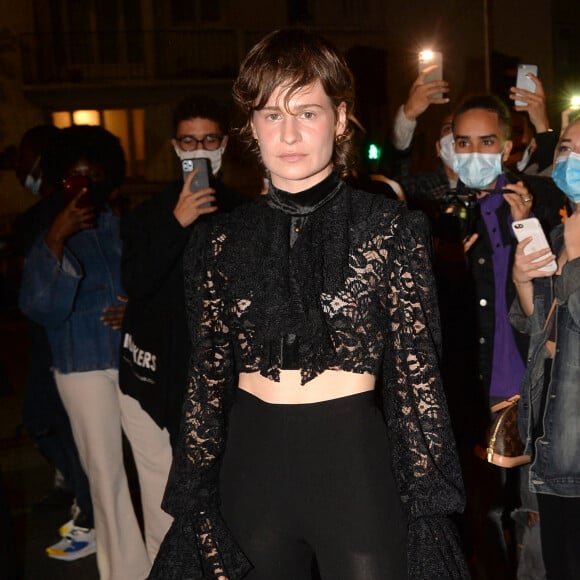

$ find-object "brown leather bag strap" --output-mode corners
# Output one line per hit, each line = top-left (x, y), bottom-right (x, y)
(543, 298), (557, 333)
(544, 298), (558, 358)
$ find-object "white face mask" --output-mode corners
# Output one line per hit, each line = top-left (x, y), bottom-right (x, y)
(438, 133), (456, 171)
(516, 141), (534, 172)
(173, 145), (224, 175)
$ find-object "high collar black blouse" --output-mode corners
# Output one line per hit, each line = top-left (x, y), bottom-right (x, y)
(150, 177), (469, 579)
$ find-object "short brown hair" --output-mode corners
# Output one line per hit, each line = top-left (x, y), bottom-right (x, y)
(232, 28), (356, 178)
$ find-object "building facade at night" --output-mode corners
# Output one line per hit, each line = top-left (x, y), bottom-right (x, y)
(0, 0), (576, 215)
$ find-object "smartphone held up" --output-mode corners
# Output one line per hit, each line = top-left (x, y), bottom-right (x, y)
(512, 217), (557, 273)
(62, 175), (92, 207)
(182, 157), (214, 208)
(418, 49), (443, 98)
(514, 64), (538, 106)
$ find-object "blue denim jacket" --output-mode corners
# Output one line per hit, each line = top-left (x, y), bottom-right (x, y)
(509, 224), (580, 497)
(19, 211), (124, 373)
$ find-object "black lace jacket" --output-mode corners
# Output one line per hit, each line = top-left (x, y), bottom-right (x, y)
(149, 176), (468, 579)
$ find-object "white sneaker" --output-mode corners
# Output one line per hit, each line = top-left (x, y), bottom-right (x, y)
(58, 518), (74, 537)
(46, 526), (96, 561)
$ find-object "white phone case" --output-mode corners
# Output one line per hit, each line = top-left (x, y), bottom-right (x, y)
(512, 217), (556, 273)
(418, 51), (443, 98)
(515, 64), (538, 106)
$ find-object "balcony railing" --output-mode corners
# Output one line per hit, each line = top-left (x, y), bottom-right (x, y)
(19, 28), (386, 86)
(20, 29), (248, 85)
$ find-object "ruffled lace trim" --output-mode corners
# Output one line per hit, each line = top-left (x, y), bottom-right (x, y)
(408, 517), (469, 579)
(148, 510), (251, 580)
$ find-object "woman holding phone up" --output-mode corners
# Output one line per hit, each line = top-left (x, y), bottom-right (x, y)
(511, 118), (580, 580)
(150, 28), (468, 580)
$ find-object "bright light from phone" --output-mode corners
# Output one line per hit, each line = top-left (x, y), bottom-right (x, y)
(419, 50), (434, 63)
(571, 96), (580, 110)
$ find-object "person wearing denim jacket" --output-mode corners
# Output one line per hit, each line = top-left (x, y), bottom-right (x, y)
(20, 211), (123, 372)
(509, 223), (579, 579)
(510, 225), (580, 496)
(18, 125), (171, 580)
(510, 117), (580, 580)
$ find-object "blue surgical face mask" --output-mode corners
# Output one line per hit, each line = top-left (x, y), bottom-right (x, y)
(24, 173), (42, 195)
(438, 133), (456, 171)
(552, 151), (580, 203)
(24, 155), (42, 195)
(453, 152), (503, 190)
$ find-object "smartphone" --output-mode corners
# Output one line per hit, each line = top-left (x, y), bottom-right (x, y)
(515, 64), (538, 106)
(62, 175), (92, 207)
(512, 217), (557, 273)
(181, 157), (213, 207)
(418, 50), (443, 98)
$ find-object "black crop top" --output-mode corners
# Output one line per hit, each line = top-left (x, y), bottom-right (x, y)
(149, 173), (469, 579)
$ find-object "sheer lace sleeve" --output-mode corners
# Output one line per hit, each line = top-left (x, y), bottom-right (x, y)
(381, 210), (469, 579)
(149, 222), (251, 580)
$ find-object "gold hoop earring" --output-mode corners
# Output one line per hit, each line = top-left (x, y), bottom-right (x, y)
(335, 133), (348, 144)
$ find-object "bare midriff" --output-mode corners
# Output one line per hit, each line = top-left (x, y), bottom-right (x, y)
(238, 369), (376, 404)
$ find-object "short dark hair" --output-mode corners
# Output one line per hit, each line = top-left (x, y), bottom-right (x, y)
(232, 28), (357, 178)
(42, 125), (126, 189)
(172, 95), (230, 136)
(452, 94), (512, 141)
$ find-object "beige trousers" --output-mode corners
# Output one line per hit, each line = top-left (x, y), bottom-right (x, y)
(55, 369), (173, 580)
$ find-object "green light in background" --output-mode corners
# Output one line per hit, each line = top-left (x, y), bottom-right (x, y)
(368, 143), (381, 160)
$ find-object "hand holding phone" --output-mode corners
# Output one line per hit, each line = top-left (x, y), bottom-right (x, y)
(515, 64), (538, 107)
(512, 217), (557, 273)
(48, 176), (96, 252)
(418, 50), (443, 99)
(63, 175), (92, 208)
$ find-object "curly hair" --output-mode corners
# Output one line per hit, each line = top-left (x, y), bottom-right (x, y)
(42, 125), (126, 189)
(232, 28), (357, 178)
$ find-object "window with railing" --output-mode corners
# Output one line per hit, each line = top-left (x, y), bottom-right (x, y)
(52, 109), (146, 178)
(40, 0), (145, 69)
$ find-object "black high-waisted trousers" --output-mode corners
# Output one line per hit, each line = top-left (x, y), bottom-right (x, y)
(219, 389), (408, 580)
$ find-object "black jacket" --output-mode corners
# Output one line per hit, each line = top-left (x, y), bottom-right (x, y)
(432, 170), (567, 445)
(119, 179), (247, 445)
